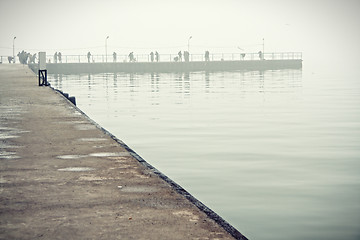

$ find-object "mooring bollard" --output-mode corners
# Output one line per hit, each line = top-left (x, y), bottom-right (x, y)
(68, 96), (76, 106)
(38, 52), (49, 86)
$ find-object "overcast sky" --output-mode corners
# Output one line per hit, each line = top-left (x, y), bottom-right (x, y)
(1, 0), (359, 70)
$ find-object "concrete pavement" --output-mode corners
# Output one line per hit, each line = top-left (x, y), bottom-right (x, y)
(0, 64), (247, 239)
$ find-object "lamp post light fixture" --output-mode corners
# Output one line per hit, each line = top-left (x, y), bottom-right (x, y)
(188, 36), (192, 52)
(105, 36), (109, 62)
(13, 36), (16, 63)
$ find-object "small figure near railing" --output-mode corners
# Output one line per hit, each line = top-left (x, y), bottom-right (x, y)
(87, 51), (91, 63)
(258, 51), (263, 60)
(54, 52), (58, 63)
(58, 52), (62, 63)
(184, 51), (190, 62)
(7, 56), (14, 63)
(205, 50), (210, 61)
(129, 52), (136, 62)
(178, 51), (182, 62)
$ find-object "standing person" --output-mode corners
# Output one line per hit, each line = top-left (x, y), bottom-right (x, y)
(30, 53), (37, 64)
(205, 50), (210, 61)
(28, 53), (33, 64)
(54, 52), (58, 63)
(184, 51), (190, 62)
(113, 52), (117, 62)
(178, 51), (182, 62)
(258, 51), (263, 60)
(128, 52), (134, 62)
(155, 51), (159, 62)
(58, 52), (62, 63)
(87, 52), (91, 63)
(150, 52), (154, 62)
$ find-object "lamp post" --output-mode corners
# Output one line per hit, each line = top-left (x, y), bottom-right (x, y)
(187, 36), (192, 52)
(262, 38), (265, 60)
(105, 36), (109, 62)
(13, 36), (16, 63)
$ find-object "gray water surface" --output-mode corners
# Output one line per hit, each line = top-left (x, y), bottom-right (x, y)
(49, 68), (360, 240)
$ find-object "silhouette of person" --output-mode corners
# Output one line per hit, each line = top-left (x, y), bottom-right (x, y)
(150, 52), (154, 62)
(205, 50), (210, 61)
(113, 52), (117, 62)
(184, 51), (190, 62)
(30, 53), (37, 64)
(87, 52), (91, 63)
(155, 51), (159, 62)
(178, 51), (182, 62)
(258, 51), (263, 60)
(128, 52), (134, 62)
(54, 52), (58, 63)
(58, 52), (62, 63)
(17, 52), (21, 64)
(7, 56), (13, 63)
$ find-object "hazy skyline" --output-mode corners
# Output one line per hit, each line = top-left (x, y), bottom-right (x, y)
(1, 0), (360, 70)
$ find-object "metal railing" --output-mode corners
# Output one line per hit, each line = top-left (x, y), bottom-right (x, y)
(0, 52), (302, 64)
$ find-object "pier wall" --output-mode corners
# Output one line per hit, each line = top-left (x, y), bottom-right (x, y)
(29, 59), (302, 74)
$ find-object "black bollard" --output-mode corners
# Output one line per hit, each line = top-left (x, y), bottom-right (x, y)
(68, 96), (76, 106)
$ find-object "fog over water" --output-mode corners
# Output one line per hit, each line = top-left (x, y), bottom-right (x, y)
(1, 0), (360, 71)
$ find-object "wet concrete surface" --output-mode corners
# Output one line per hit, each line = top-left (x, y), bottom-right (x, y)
(0, 65), (246, 239)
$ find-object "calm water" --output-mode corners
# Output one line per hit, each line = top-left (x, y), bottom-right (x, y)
(49, 67), (360, 240)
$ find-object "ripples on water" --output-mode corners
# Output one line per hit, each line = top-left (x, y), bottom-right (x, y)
(49, 69), (360, 240)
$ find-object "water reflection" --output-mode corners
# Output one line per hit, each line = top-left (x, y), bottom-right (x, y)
(52, 69), (360, 240)
(51, 70), (303, 102)
(48, 69), (360, 239)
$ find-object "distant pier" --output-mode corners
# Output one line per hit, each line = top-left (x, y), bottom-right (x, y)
(25, 52), (302, 74)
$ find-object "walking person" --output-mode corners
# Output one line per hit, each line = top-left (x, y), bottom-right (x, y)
(155, 51), (159, 62)
(113, 52), (117, 62)
(150, 52), (154, 62)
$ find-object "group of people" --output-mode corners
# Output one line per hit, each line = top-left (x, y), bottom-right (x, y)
(31, 49), (261, 64)
(149, 51), (159, 62)
(53, 52), (62, 63)
(16, 50), (37, 64)
(173, 51), (191, 62)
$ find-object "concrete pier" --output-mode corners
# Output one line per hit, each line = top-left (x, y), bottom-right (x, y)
(29, 59), (302, 74)
(0, 64), (247, 239)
